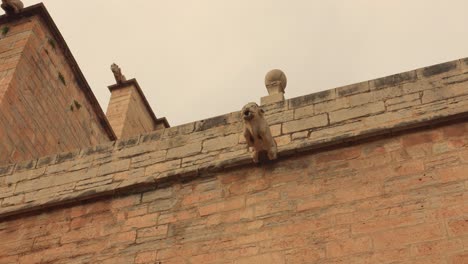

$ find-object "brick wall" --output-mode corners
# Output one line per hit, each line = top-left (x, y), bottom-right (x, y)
(0, 12), (113, 165)
(0, 55), (468, 262)
(0, 120), (467, 264)
(2, 57), (468, 218)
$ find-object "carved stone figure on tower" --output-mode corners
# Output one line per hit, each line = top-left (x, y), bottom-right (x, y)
(1, 0), (23, 15)
(111, 63), (126, 84)
(241, 102), (278, 163)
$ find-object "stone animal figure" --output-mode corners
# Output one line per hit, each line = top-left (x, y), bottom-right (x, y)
(111, 63), (126, 84)
(1, 0), (23, 15)
(242, 102), (278, 163)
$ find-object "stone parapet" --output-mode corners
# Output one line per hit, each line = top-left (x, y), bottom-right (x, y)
(1, 57), (468, 218)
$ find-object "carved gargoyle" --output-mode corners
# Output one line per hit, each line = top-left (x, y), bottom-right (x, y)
(241, 102), (278, 163)
(1, 0), (23, 16)
(111, 63), (126, 84)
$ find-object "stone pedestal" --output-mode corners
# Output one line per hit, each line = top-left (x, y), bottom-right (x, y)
(261, 69), (287, 105)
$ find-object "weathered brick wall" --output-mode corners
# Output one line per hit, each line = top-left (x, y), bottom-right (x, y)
(0, 120), (467, 264)
(1, 56), (468, 262)
(2, 57), (468, 218)
(0, 14), (112, 165)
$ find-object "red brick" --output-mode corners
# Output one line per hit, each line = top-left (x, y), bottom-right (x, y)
(297, 193), (335, 212)
(316, 147), (361, 164)
(326, 236), (373, 258)
(447, 218), (468, 237)
(181, 189), (223, 206)
(452, 253), (468, 264)
(198, 196), (245, 216)
(137, 225), (168, 241)
(110, 230), (136, 245)
(352, 213), (425, 234)
(411, 239), (463, 257)
(158, 209), (198, 224)
(191, 246), (259, 263)
(373, 223), (445, 250)
(443, 124), (466, 137)
(246, 190), (280, 206)
(286, 248), (326, 264)
(123, 213), (159, 230)
(229, 178), (269, 195)
(395, 160), (425, 175)
(437, 165), (468, 183)
(135, 251), (158, 264)
(234, 253), (285, 264)
(402, 131), (442, 147)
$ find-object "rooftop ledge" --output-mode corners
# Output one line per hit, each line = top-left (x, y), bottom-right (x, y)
(1, 57), (468, 219)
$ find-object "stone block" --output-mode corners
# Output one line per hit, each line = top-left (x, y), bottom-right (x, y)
(142, 187), (174, 203)
(329, 102), (385, 124)
(265, 110), (294, 125)
(98, 159), (130, 176)
(421, 61), (458, 77)
(289, 89), (336, 108)
(294, 105), (314, 119)
(336, 81), (370, 97)
(141, 130), (164, 143)
(261, 93), (285, 105)
(371, 71), (417, 90)
(282, 114), (328, 134)
(422, 85), (468, 104)
(270, 124), (282, 137)
(131, 150), (167, 168)
(203, 134), (238, 152)
(385, 93), (421, 111)
(166, 142), (202, 160)
(145, 160), (181, 176)
(5, 167), (46, 184)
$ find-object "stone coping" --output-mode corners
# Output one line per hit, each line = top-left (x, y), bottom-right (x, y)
(1, 57), (468, 219)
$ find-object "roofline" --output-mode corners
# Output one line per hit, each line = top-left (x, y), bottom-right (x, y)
(108, 79), (170, 129)
(0, 3), (117, 141)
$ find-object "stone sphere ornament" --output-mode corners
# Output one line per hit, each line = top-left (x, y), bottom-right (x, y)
(265, 69), (287, 95)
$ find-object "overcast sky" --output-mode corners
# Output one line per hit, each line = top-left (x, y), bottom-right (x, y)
(21, 0), (468, 126)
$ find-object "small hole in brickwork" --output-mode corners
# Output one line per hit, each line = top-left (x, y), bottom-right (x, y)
(69, 100), (82, 112)
(48, 37), (56, 50)
(74, 100), (82, 110)
(58, 72), (66, 85)
(1, 26), (9, 36)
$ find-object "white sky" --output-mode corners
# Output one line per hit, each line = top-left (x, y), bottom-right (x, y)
(22, 0), (468, 126)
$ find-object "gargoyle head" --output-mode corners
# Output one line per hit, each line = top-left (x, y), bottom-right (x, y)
(241, 102), (264, 121)
(110, 63), (120, 74)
